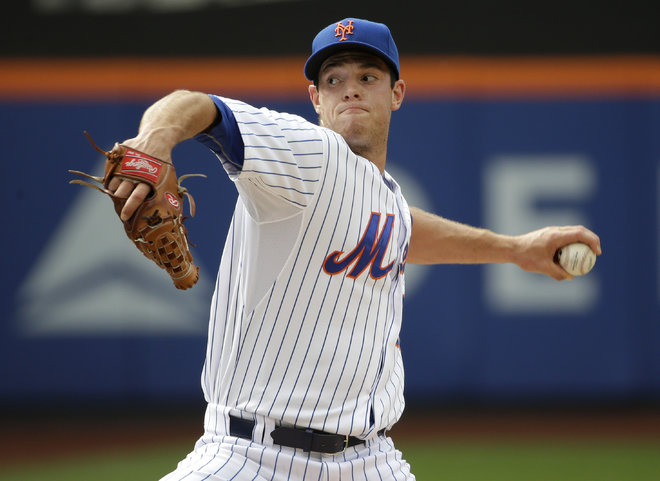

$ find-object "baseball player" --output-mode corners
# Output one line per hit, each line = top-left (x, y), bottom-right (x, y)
(108, 18), (601, 480)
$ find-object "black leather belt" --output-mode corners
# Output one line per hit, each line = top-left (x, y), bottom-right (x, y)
(229, 414), (380, 454)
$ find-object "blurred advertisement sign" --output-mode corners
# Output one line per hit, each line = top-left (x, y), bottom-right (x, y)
(32, 0), (307, 13)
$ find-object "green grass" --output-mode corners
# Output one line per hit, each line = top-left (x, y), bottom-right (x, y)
(398, 440), (660, 481)
(1, 439), (659, 481)
(0, 444), (188, 481)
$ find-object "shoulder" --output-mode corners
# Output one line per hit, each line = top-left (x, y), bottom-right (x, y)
(215, 97), (311, 129)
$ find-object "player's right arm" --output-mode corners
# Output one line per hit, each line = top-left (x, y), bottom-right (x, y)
(407, 206), (602, 281)
(110, 89), (218, 220)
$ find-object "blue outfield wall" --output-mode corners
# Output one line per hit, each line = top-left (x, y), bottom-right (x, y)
(2, 95), (659, 406)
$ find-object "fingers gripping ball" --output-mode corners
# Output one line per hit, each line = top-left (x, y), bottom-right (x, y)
(69, 132), (206, 290)
(556, 242), (597, 276)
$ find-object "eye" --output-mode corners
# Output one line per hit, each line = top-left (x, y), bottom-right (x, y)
(361, 73), (378, 83)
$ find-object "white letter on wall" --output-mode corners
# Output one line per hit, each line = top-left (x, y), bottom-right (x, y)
(483, 155), (598, 314)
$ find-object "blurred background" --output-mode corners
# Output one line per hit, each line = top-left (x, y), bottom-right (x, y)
(1, 0), (660, 479)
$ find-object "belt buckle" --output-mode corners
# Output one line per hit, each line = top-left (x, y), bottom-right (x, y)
(333, 435), (349, 455)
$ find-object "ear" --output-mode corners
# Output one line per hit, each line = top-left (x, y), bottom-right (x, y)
(308, 84), (322, 114)
(391, 79), (406, 112)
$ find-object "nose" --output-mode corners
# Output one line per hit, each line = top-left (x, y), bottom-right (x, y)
(343, 79), (362, 100)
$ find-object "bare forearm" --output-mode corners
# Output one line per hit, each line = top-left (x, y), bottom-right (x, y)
(407, 206), (602, 281)
(111, 90), (217, 221)
(407, 207), (515, 265)
(127, 89), (217, 158)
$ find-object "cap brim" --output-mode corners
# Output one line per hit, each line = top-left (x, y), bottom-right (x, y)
(304, 42), (399, 81)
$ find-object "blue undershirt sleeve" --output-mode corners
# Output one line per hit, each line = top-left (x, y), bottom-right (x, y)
(194, 95), (245, 170)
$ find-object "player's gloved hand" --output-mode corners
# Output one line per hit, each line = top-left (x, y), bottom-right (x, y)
(69, 132), (205, 289)
(108, 135), (177, 221)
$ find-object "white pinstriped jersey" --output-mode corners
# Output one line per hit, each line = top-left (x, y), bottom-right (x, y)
(198, 96), (411, 438)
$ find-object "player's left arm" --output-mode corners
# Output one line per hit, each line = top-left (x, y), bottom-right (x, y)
(110, 90), (219, 221)
(407, 206), (602, 281)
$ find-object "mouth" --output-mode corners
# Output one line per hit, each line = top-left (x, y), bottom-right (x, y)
(341, 106), (368, 114)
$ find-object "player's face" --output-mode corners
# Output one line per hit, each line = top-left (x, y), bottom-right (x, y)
(309, 52), (405, 161)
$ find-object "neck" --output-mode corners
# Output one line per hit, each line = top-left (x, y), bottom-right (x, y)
(350, 144), (387, 173)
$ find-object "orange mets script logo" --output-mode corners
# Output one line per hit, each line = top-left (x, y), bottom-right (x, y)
(334, 20), (355, 41)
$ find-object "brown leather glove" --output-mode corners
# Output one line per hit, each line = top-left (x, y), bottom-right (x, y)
(69, 132), (205, 290)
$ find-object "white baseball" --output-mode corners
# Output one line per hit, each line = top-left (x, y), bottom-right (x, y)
(556, 242), (597, 276)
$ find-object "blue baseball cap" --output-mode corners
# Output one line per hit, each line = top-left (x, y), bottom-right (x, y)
(304, 18), (400, 82)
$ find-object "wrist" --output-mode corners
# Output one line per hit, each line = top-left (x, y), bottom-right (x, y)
(487, 232), (521, 265)
(123, 126), (182, 161)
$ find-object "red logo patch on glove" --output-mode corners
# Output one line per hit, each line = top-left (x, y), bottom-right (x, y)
(165, 192), (180, 209)
(120, 149), (163, 183)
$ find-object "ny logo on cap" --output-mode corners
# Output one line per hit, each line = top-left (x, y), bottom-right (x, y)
(334, 20), (354, 41)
